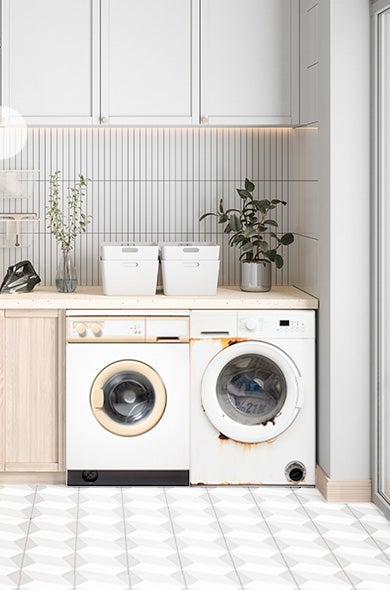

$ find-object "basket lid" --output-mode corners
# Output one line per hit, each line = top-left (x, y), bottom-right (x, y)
(101, 242), (159, 261)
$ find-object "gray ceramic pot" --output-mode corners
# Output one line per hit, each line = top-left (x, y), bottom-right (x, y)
(240, 260), (271, 292)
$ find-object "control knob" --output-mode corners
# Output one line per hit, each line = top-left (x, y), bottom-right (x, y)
(75, 322), (87, 337)
(245, 318), (258, 332)
(91, 323), (102, 337)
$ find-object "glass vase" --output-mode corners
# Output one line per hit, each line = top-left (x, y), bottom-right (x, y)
(56, 250), (78, 293)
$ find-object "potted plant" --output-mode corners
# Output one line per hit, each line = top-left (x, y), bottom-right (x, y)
(200, 178), (294, 292)
(47, 170), (91, 293)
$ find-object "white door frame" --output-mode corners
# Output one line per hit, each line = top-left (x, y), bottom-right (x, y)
(371, 0), (390, 520)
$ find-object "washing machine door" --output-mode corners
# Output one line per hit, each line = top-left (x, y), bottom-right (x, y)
(90, 360), (166, 436)
(201, 341), (301, 443)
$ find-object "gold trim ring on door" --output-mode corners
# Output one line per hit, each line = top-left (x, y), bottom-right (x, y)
(90, 360), (167, 436)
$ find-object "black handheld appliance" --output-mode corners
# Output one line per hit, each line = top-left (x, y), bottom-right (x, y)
(0, 260), (41, 294)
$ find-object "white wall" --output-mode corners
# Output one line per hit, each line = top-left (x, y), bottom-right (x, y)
(0, 127), (292, 287)
(290, 0), (319, 296)
(290, 127), (319, 296)
(317, 0), (370, 479)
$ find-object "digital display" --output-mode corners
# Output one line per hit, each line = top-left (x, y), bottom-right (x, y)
(280, 320), (290, 326)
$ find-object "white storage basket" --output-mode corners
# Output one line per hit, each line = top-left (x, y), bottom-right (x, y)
(161, 260), (220, 295)
(101, 242), (159, 296)
(160, 242), (220, 296)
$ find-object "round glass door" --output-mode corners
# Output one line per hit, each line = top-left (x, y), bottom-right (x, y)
(90, 360), (166, 436)
(202, 341), (301, 443)
(216, 354), (287, 426)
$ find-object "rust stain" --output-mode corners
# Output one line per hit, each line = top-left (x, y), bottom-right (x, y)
(236, 441), (257, 452)
(194, 481), (263, 486)
(218, 432), (229, 440)
(261, 417), (276, 427)
(218, 337), (247, 349)
(217, 432), (260, 451)
(194, 478), (305, 487)
(190, 337), (247, 349)
(290, 478), (306, 486)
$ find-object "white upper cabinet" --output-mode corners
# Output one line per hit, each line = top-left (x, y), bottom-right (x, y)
(200, 0), (299, 126)
(2, 0), (100, 125)
(1, 0), (299, 126)
(100, 0), (199, 125)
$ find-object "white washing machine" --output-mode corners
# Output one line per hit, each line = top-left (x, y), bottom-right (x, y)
(66, 310), (189, 486)
(190, 310), (315, 485)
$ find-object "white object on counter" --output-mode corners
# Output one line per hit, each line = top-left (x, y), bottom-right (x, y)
(100, 242), (159, 296)
(160, 242), (220, 296)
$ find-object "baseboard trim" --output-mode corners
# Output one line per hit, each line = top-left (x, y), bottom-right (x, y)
(316, 465), (371, 502)
(0, 472), (66, 485)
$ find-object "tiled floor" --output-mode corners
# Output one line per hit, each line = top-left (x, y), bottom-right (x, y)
(0, 486), (389, 590)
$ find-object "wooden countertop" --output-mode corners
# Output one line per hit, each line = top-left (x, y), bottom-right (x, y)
(0, 286), (318, 310)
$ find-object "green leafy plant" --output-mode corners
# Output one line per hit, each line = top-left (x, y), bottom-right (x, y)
(47, 170), (91, 252)
(200, 178), (294, 269)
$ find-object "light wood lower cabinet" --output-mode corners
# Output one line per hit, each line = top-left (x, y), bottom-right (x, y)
(0, 310), (65, 477)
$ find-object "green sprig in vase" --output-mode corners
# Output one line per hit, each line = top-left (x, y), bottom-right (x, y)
(46, 170), (91, 293)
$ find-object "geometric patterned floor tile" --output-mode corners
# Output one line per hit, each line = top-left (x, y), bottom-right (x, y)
(123, 487), (185, 589)
(19, 521), (75, 589)
(293, 489), (390, 589)
(348, 502), (390, 561)
(76, 488), (129, 590)
(250, 488), (354, 588)
(209, 487), (298, 589)
(0, 485), (389, 589)
(0, 518), (30, 589)
(0, 486), (36, 522)
(165, 487), (242, 589)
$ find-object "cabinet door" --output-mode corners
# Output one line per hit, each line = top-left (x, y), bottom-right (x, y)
(299, 0), (318, 125)
(201, 0), (298, 126)
(100, 0), (199, 125)
(4, 310), (64, 472)
(1, 0), (99, 125)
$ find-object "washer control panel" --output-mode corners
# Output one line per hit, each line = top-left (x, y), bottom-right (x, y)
(74, 321), (107, 338)
(190, 310), (315, 340)
(238, 311), (315, 339)
(69, 318), (144, 340)
(67, 316), (189, 343)
(278, 319), (306, 333)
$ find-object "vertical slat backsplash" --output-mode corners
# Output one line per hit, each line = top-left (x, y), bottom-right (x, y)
(0, 128), (291, 286)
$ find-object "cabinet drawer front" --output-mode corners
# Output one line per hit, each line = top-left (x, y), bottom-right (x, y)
(5, 309), (60, 318)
